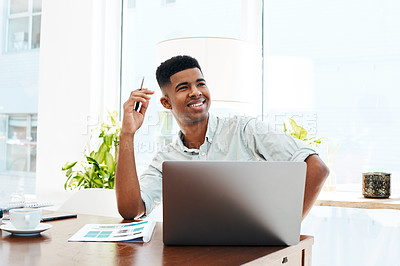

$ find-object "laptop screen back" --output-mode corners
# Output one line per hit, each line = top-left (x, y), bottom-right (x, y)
(162, 161), (306, 246)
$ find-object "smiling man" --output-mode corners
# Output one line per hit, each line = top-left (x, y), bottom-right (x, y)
(115, 55), (329, 220)
(159, 65), (210, 149)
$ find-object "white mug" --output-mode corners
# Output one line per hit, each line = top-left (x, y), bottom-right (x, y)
(9, 208), (42, 230)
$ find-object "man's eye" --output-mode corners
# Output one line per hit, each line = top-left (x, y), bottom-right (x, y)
(177, 86), (188, 91)
(198, 83), (206, 87)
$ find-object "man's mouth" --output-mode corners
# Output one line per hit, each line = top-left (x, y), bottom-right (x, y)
(188, 100), (205, 107)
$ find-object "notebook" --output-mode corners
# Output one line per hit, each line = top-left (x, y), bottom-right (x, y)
(162, 161), (306, 246)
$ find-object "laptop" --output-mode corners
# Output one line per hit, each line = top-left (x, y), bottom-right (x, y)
(162, 161), (306, 246)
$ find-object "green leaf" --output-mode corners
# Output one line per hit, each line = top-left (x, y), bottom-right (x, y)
(309, 137), (326, 147)
(66, 168), (73, 178)
(94, 143), (108, 163)
(108, 110), (117, 126)
(62, 161), (78, 171)
(86, 156), (97, 164)
(99, 169), (108, 179)
(100, 122), (107, 134)
(111, 162), (117, 175)
(288, 118), (297, 129)
(65, 172), (74, 182)
(65, 175), (80, 190)
(78, 171), (90, 185)
(108, 180), (114, 189)
(288, 118), (308, 140)
(88, 166), (96, 180)
(93, 178), (103, 186)
(76, 176), (86, 188)
(298, 127), (308, 140)
(104, 133), (113, 147)
(104, 153), (115, 173)
(86, 156), (100, 172)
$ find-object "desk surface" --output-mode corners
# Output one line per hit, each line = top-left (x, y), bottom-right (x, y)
(0, 213), (313, 266)
(316, 191), (400, 210)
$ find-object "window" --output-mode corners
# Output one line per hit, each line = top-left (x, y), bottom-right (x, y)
(0, 0), (40, 201)
(0, 115), (38, 197)
(6, 0), (42, 53)
(123, 0), (400, 191)
(264, 0), (400, 191)
(3, 114), (37, 173)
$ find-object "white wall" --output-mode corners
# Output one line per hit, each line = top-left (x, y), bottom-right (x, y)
(36, 0), (121, 204)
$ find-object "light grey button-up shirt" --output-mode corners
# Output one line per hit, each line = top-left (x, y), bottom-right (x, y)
(139, 113), (316, 215)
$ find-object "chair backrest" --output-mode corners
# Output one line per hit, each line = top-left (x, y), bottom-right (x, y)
(58, 188), (121, 218)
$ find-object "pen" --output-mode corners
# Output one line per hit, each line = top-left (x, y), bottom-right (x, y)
(134, 77), (145, 111)
(41, 214), (77, 222)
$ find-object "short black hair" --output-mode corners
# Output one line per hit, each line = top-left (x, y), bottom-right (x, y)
(156, 55), (202, 89)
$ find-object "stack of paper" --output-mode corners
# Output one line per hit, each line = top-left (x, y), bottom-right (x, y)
(68, 220), (156, 243)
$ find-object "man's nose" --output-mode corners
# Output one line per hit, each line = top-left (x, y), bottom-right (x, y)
(189, 85), (202, 97)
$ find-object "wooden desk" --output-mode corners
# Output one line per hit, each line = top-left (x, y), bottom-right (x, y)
(316, 191), (400, 210)
(1, 213), (314, 266)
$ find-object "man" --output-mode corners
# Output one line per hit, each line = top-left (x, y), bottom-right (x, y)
(116, 55), (329, 220)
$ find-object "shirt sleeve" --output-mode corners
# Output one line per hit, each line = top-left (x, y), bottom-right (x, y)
(243, 118), (316, 162)
(139, 153), (163, 217)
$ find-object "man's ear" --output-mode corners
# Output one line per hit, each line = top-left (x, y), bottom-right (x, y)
(160, 96), (172, 110)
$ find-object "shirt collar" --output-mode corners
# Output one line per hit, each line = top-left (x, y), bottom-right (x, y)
(205, 113), (217, 144)
(176, 113), (217, 153)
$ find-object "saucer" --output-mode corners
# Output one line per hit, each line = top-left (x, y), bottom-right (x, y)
(0, 223), (52, 236)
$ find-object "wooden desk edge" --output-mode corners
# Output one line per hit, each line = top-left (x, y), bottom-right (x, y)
(243, 235), (314, 265)
(315, 192), (400, 210)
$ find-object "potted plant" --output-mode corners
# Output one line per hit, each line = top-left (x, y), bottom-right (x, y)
(61, 110), (120, 190)
(284, 117), (338, 191)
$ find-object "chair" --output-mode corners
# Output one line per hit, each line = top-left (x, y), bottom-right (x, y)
(147, 204), (162, 222)
(58, 188), (121, 218)
(58, 188), (163, 221)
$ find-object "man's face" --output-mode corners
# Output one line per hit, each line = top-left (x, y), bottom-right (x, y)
(161, 68), (211, 126)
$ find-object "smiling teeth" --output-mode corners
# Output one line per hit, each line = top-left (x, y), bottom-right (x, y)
(190, 103), (203, 107)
